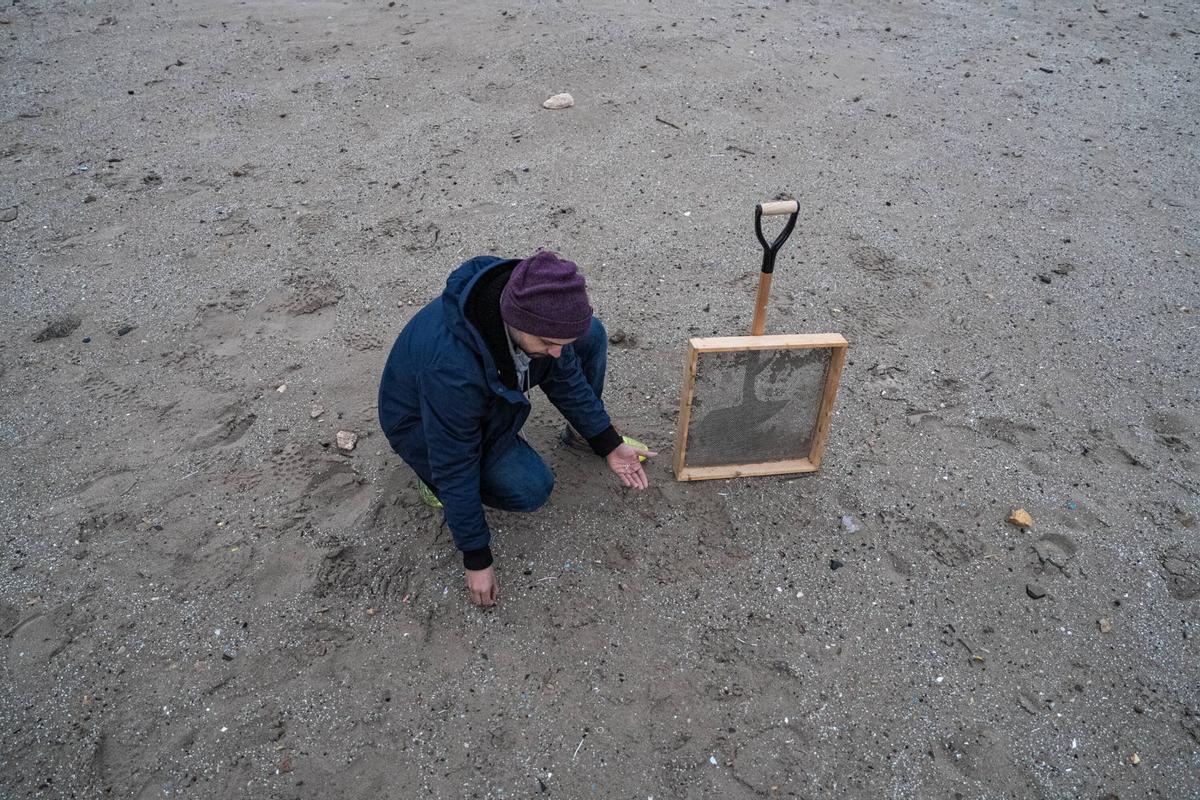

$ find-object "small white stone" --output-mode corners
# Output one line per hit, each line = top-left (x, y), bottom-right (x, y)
(276, 384), (287, 393)
(542, 92), (575, 110)
(310, 404), (326, 419)
(336, 430), (358, 451)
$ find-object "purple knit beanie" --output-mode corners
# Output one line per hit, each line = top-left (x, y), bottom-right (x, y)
(500, 251), (593, 339)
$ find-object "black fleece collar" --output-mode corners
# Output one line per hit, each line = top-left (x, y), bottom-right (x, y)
(464, 262), (519, 391)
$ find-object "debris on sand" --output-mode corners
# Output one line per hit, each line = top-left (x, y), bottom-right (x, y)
(0, 206), (17, 223)
(310, 404), (326, 419)
(1026, 583), (1046, 599)
(542, 92), (575, 110)
(33, 314), (82, 342)
(608, 328), (638, 347)
(841, 514), (860, 533)
(336, 430), (358, 451)
(1008, 508), (1034, 529)
(1099, 618), (1113, 634)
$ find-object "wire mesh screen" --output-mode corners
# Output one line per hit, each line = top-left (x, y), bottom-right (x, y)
(684, 346), (832, 467)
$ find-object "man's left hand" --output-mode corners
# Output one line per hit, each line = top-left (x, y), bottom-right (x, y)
(606, 442), (657, 490)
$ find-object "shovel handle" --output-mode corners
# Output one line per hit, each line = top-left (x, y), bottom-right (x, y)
(750, 198), (800, 335)
(754, 201), (799, 275)
(759, 200), (799, 216)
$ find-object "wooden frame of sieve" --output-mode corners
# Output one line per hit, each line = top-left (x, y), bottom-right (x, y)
(673, 333), (848, 481)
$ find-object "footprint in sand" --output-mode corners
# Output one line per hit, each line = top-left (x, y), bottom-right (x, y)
(81, 371), (142, 410)
(362, 216), (441, 254)
(345, 329), (385, 352)
(186, 400), (258, 451)
(1149, 410), (1195, 455)
(848, 245), (901, 280)
(1160, 547), (1200, 601)
(1032, 532), (1079, 577)
(189, 270), (343, 358)
(5, 613), (70, 674)
(315, 544), (417, 605)
(731, 725), (808, 793)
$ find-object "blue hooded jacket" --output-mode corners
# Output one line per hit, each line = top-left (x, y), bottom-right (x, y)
(378, 256), (614, 555)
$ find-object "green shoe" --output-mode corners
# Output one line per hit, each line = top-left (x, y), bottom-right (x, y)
(418, 479), (443, 509)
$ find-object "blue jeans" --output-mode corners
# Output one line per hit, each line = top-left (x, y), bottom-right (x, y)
(479, 317), (608, 512)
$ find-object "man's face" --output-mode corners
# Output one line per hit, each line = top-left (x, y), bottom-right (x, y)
(508, 326), (576, 359)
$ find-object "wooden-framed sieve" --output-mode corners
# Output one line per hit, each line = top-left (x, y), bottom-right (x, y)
(673, 333), (847, 480)
(672, 199), (848, 481)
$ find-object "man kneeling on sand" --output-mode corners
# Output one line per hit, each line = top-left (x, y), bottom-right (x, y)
(378, 251), (655, 607)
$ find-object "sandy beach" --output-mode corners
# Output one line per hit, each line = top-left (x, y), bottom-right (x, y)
(2, 0), (1198, 797)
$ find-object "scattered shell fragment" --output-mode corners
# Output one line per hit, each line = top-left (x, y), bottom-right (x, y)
(1007, 508), (1034, 529)
(336, 430), (358, 451)
(310, 404), (326, 419)
(1099, 618), (1113, 634)
(1129, 752), (1141, 765)
(276, 384), (287, 393)
(542, 92), (575, 110)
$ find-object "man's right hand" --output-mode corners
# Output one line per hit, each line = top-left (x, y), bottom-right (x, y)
(465, 565), (498, 607)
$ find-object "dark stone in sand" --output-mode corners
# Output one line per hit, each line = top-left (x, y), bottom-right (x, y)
(830, 558), (844, 571)
(33, 314), (82, 342)
(116, 324), (137, 336)
(608, 329), (638, 347)
(1026, 582), (1047, 599)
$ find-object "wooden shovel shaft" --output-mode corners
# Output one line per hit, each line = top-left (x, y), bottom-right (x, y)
(750, 271), (774, 335)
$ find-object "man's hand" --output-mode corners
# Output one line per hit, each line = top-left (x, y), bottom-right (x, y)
(606, 442), (657, 490)
(466, 565), (498, 607)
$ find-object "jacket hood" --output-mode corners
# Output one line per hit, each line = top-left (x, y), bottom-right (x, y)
(440, 256), (524, 401)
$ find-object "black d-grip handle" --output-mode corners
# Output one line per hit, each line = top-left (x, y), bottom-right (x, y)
(754, 199), (799, 274)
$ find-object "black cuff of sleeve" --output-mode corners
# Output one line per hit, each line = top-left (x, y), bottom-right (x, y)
(587, 424), (623, 457)
(463, 547), (493, 571)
